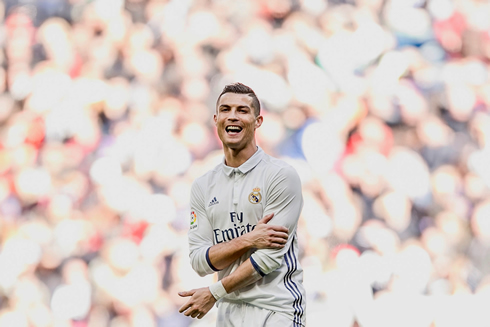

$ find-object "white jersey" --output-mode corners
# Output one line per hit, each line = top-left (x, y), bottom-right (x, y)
(188, 147), (306, 326)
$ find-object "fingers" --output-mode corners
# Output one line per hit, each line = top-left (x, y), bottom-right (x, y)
(178, 290), (195, 297)
(270, 225), (289, 234)
(179, 302), (190, 314)
(258, 213), (274, 224)
(179, 305), (208, 319)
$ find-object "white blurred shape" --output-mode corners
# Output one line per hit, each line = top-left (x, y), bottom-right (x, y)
(392, 244), (432, 294)
(300, 0), (327, 15)
(235, 68), (292, 111)
(90, 157), (122, 185)
(373, 51), (409, 91)
(15, 167), (52, 202)
(371, 293), (433, 327)
(301, 195), (332, 238)
(301, 122), (345, 177)
(468, 149), (490, 188)
(51, 282), (91, 320)
(0, 237), (42, 291)
(127, 193), (177, 224)
(385, 147), (431, 203)
(0, 310), (28, 327)
(428, 0), (454, 20)
(287, 53), (333, 108)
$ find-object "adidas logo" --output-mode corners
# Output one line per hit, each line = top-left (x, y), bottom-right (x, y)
(208, 197), (219, 207)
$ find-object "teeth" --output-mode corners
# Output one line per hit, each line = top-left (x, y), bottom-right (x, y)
(226, 126), (242, 132)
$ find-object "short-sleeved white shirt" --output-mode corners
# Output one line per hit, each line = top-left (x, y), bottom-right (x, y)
(188, 147), (306, 326)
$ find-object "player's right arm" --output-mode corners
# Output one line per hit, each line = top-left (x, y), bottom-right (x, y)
(188, 180), (288, 277)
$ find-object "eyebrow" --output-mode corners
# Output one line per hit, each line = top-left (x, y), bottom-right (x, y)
(218, 105), (251, 110)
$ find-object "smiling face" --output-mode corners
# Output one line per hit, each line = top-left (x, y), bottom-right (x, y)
(214, 92), (263, 153)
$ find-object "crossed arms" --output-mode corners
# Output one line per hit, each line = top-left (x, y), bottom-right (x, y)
(178, 167), (303, 319)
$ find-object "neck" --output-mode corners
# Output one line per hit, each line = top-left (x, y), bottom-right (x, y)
(223, 143), (258, 168)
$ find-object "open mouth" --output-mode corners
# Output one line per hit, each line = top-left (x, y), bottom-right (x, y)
(225, 126), (243, 135)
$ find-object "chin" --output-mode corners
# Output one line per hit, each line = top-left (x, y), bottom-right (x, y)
(223, 140), (244, 150)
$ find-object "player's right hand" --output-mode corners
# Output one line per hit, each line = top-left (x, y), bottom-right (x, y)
(248, 213), (289, 249)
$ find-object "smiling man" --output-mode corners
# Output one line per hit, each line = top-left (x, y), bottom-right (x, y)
(178, 83), (306, 326)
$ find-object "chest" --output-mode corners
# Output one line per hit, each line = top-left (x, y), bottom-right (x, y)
(205, 171), (265, 229)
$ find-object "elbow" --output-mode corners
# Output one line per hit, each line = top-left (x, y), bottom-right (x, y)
(190, 259), (211, 277)
(262, 258), (282, 275)
(189, 246), (220, 277)
(250, 253), (282, 276)
(189, 252), (213, 277)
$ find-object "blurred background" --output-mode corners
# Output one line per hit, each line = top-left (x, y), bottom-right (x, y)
(1, 0), (490, 326)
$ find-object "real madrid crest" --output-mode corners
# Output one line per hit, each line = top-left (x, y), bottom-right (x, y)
(248, 187), (262, 204)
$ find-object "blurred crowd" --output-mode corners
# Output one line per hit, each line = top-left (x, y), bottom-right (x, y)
(1, 0), (490, 326)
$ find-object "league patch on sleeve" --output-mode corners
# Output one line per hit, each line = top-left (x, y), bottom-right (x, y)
(190, 211), (198, 230)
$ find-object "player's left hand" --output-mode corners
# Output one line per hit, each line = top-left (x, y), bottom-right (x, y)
(178, 287), (217, 319)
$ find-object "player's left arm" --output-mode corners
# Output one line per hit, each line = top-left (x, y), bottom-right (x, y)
(249, 165), (303, 275)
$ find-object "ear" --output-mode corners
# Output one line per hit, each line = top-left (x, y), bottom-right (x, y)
(213, 114), (218, 126)
(255, 115), (263, 130)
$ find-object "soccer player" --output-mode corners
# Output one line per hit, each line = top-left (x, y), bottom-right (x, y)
(178, 83), (306, 326)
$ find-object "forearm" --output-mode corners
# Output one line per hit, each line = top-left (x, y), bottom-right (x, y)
(221, 258), (262, 294)
(207, 234), (253, 270)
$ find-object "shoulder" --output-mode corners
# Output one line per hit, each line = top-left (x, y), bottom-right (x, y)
(192, 163), (222, 191)
(259, 153), (301, 183)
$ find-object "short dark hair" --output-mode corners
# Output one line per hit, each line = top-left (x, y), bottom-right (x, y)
(216, 82), (260, 117)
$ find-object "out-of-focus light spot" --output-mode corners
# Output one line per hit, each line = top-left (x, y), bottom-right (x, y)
(0, 310), (28, 327)
(129, 50), (163, 82)
(0, 237), (42, 290)
(90, 157), (122, 186)
(373, 51), (409, 90)
(106, 238), (139, 273)
(446, 83), (476, 122)
(244, 24), (275, 64)
(187, 11), (221, 43)
(372, 293), (434, 327)
(113, 263), (159, 307)
(15, 167), (52, 203)
(427, 0), (454, 20)
(385, 5), (432, 39)
(373, 191), (412, 232)
(127, 193), (177, 224)
(235, 68), (292, 111)
(385, 147), (431, 203)
(334, 245), (360, 270)
(256, 113), (285, 147)
(287, 53), (333, 109)
(301, 121), (345, 177)
(282, 107), (306, 130)
(10, 72), (32, 100)
(300, 0), (327, 15)
(359, 250), (392, 290)
(302, 195), (332, 238)
(181, 122), (207, 147)
(392, 244), (432, 294)
(53, 219), (88, 257)
(419, 41), (446, 63)
(51, 283), (91, 320)
(94, 0), (124, 20)
(27, 68), (71, 114)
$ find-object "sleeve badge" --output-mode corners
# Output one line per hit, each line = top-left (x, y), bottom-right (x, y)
(190, 211), (198, 230)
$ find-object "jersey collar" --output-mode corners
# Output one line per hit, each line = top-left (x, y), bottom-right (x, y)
(222, 147), (264, 177)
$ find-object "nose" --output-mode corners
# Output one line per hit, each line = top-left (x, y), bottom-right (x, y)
(227, 109), (239, 120)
